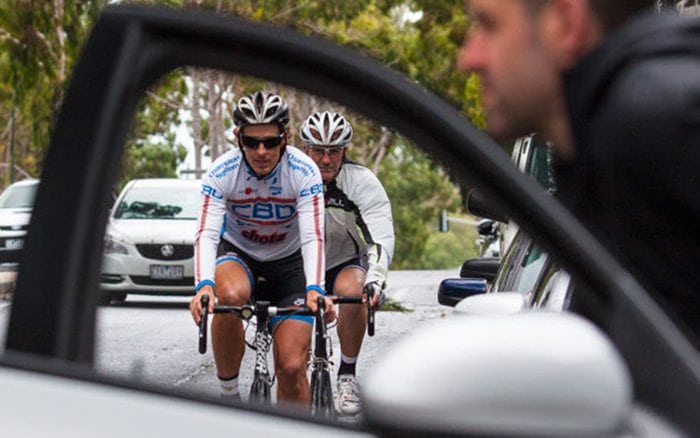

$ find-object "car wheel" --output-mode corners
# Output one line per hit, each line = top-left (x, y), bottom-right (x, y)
(111, 292), (127, 304)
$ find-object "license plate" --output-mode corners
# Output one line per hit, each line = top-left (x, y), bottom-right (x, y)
(149, 265), (184, 280)
(3, 238), (24, 250)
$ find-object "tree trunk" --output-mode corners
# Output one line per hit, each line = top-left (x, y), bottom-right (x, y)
(189, 68), (205, 175)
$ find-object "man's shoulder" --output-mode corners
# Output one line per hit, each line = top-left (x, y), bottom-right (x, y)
(205, 149), (243, 181)
(285, 146), (321, 177)
(338, 161), (383, 187)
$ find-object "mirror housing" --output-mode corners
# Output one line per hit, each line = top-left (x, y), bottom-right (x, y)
(459, 257), (500, 282)
(437, 278), (488, 307)
(466, 188), (509, 223)
(363, 312), (633, 437)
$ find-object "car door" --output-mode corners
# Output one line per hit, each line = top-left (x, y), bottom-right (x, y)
(2, 5), (699, 436)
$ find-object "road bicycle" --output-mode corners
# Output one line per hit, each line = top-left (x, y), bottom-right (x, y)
(198, 293), (375, 419)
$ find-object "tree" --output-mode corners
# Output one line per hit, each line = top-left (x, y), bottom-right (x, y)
(0, 0), (106, 175)
(1, 0), (485, 268)
(377, 141), (463, 268)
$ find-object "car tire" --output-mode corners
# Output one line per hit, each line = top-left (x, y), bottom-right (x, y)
(111, 292), (127, 304)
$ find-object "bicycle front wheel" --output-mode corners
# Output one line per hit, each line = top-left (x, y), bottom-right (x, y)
(310, 368), (336, 421)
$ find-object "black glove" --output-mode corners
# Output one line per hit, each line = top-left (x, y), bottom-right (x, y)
(363, 281), (386, 308)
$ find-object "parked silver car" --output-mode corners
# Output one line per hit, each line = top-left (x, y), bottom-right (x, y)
(0, 179), (39, 265)
(101, 178), (200, 303)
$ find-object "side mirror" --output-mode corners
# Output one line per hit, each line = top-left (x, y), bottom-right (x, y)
(363, 312), (632, 437)
(437, 278), (488, 307)
(459, 257), (500, 282)
(454, 291), (525, 315)
(466, 188), (509, 223)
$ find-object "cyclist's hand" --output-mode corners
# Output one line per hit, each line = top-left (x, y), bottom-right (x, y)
(306, 288), (336, 322)
(322, 296), (337, 323)
(190, 286), (215, 325)
(364, 281), (385, 309)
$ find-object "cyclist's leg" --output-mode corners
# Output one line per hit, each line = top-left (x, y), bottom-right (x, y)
(333, 263), (367, 363)
(329, 261), (366, 415)
(272, 318), (312, 406)
(257, 251), (313, 406)
(211, 250), (253, 395)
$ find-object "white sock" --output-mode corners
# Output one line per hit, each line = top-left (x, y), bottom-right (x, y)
(218, 375), (239, 397)
(341, 354), (358, 364)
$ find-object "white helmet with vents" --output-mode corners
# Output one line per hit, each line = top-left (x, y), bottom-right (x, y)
(233, 91), (290, 127)
(300, 111), (353, 147)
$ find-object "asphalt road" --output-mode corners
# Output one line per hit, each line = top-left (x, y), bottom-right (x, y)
(93, 270), (458, 398)
(0, 269), (458, 412)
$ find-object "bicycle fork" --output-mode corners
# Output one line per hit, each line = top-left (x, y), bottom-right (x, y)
(249, 311), (274, 405)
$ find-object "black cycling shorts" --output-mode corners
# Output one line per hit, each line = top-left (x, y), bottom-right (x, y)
(216, 239), (311, 326)
(326, 257), (367, 294)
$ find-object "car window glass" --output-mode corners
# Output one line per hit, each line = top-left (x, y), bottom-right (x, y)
(491, 230), (528, 291)
(0, 182), (38, 209)
(512, 242), (547, 296)
(527, 143), (556, 193)
(88, 68), (481, 421)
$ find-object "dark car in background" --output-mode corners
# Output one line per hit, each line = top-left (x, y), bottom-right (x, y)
(439, 135), (570, 309)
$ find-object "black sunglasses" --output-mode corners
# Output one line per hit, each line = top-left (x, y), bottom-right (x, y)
(239, 133), (284, 149)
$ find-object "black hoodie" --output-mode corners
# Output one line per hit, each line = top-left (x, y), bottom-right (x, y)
(558, 11), (700, 339)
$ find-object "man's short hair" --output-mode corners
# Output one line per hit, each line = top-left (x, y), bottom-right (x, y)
(521, 1), (655, 32)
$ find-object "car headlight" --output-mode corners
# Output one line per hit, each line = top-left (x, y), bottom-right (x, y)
(104, 235), (129, 255)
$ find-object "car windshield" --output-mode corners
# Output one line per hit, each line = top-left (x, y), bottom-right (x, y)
(113, 185), (199, 220)
(0, 183), (38, 209)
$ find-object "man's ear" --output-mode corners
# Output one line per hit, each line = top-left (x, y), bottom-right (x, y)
(539, 0), (603, 69)
(234, 127), (240, 136)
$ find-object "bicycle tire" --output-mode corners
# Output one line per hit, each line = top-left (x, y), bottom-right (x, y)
(310, 368), (336, 420)
(249, 374), (271, 405)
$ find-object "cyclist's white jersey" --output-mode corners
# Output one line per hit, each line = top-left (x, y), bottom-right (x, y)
(194, 146), (325, 291)
(325, 159), (394, 288)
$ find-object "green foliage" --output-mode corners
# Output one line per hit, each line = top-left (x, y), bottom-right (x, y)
(420, 224), (479, 269)
(121, 69), (188, 184)
(0, 0), (489, 270)
(379, 297), (412, 312)
(378, 140), (463, 268)
(0, 0), (107, 174)
(119, 142), (187, 189)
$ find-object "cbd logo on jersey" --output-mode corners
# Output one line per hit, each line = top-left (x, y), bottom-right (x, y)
(230, 201), (296, 223)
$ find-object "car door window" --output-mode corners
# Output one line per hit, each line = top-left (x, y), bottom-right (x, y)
(491, 230), (529, 292)
(512, 242), (548, 298)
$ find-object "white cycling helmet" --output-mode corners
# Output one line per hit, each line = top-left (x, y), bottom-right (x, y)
(300, 111), (353, 147)
(233, 91), (290, 127)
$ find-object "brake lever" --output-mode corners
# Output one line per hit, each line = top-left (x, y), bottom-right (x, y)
(198, 294), (209, 354)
